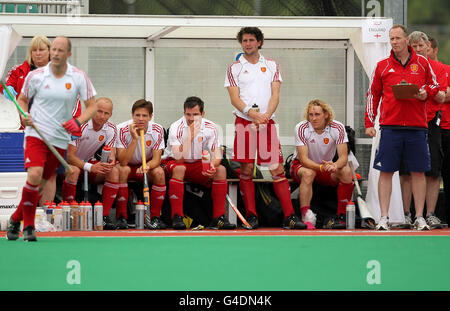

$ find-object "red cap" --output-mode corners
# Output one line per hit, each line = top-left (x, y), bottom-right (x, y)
(103, 145), (111, 151)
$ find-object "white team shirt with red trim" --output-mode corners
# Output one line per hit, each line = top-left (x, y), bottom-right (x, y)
(68, 119), (117, 161)
(294, 120), (348, 164)
(163, 117), (220, 163)
(224, 54), (282, 121)
(116, 120), (165, 165)
(21, 62), (96, 149)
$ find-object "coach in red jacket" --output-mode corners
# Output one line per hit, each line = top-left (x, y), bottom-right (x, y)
(364, 24), (440, 231)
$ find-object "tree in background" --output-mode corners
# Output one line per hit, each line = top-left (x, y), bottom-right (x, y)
(408, 0), (450, 64)
(89, 0), (449, 64)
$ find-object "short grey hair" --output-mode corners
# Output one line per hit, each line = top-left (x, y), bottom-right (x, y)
(409, 31), (429, 44)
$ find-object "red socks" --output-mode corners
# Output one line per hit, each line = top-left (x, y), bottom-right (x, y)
(239, 174), (256, 217)
(116, 183), (128, 219)
(13, 182), (39, 228)
(62, 180), (77, 202)
(212, 180), (227, 219)
(102, 181), (119, 217)
(150, 184), (166, 218)
(169, 178), (184, 218)
(272, 173), (295, 219)
(337, 182), (354, 216)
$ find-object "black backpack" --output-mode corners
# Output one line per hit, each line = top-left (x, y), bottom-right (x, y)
(220, 145), (241, 179)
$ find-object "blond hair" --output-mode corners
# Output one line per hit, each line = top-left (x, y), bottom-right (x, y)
(26, 35), (51, 66)
(303, 99), (335, 125)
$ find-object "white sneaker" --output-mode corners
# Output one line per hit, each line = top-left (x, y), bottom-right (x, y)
(414, 216), (430, 231)
(376, 216), (389, 231)
(404, 212), (413, 228)
(302, 209), (317, 227)
(425, 213), (443, 229)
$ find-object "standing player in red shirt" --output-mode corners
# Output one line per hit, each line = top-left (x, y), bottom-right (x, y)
(428, 36), (450, 227)
(399, 31), (447, 229)
(365, 25), (439, 231)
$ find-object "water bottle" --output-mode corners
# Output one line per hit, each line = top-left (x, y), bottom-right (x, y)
(94, 201), (103, 231)
(346, 201), (355, 230)
(135, 201), (145, 229)
(62, 201), (71, 231)
(85, 201), (93, 231)
(101, 145), (112, 163)
(44, 201), (53, 223)
(79, 201), (86, 231)
(53, 204), (63, 231)
(70, 201), (79, 230)
(202, 150), (211, 172)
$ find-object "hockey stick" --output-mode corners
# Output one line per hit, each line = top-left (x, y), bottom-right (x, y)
(140, 130), (151, 227)
(349, 161), (375, 229)
(1, 81), (73, 174)
(226, 194), (252, 230)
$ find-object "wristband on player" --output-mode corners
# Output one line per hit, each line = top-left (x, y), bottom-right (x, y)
(83, 162), (93, 172)
(242, 106), (252, 115)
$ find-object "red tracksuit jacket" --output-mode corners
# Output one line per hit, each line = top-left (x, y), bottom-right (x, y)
(426, 58), (448, 123)
(439, 63), (450, 129)
(365, 47), (439, 129)
(1, 60), (31, 97)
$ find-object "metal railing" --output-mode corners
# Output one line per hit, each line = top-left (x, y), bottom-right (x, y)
(0, 0), (85, 14)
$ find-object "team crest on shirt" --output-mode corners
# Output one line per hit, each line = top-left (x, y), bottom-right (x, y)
(261, 67), (267, 73)
(198, 136), (203, 143)
(99, 135), (104, 142)
(323, 138), (330, 144)
(146, 140), (152, 147)
(410, 64), (418, 73)
(65, 83), (72, 90)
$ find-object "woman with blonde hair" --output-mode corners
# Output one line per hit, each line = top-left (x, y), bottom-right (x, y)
(2, 35), (51, 104)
